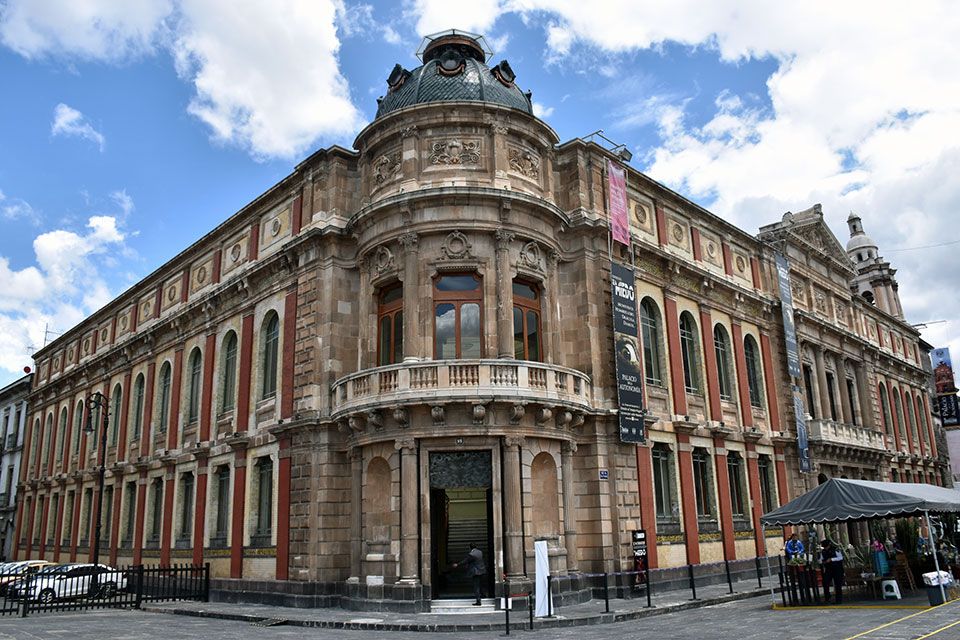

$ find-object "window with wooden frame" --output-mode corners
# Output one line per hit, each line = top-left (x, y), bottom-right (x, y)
(377, 282), (404, 365)
(512, 279), (541, 361)
(433, 273), (483, 359)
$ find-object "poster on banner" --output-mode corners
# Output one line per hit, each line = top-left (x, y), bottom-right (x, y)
(775, 253), (802, 378)
(793, 387), (812, 473)
(937, 394), (959, 427)
(611, 262), (645, 443)
(607, 159), (630, 246)
(932, 348), (958, 395)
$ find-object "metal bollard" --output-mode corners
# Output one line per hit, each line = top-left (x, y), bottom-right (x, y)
(646, 569), (653, 608)
(546, 575), (553, 617)
(755, 557), (763, 589)
(528, 592), (534, 630)
(688, 564), (699, 601)
(725, 559), (733, 594)
(603, 572), (610, 613)
(504, 589), (510, 636)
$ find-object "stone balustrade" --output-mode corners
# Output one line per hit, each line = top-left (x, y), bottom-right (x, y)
(331, 359), (592, 418)
(807, 419), (887, 452)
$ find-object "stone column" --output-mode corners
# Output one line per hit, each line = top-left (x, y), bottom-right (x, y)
(839, 359), (854, 426)
(399, 233), (421, 361)
(546, 250), (563, 366)
(560, 440), (579, 572)
(502, 435), (524, 576)
(813, 346), (832, 420)
(495, 228), (515, 359)
(855, 364), (875, 429)
(397, 437), (419, 583)
(349, 447), (362, 581)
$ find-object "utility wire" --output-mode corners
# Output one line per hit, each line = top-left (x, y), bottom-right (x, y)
(886, 239), (960, 253)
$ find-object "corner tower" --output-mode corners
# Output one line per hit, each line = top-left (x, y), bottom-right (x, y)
(846, 212), (903, 318)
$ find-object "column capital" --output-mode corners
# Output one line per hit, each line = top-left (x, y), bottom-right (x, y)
(503, 434), (524, 450)
(495, 227), (515, 250)
(395, 437), (416, 452)
(398, 232), (419, 252)
(561, 439), (578, 455)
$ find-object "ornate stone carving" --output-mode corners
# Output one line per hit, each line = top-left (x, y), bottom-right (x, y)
(706, 242), (717, 258)
(394, 437), (415, 452)
(441, 231), (472, 260)
(508, 147), (540, 179)
(633, 201), (648, 224)
(495, 228), (515, 251)
(366, 410), (383, 430)
(393, 407), (408, 426)
(519, 241), (542, 271)
(735, 255), (747, 273)
(400, 125), (418, 138)
(347, 415), (365, 432)
(373, 245), (395, 276)
(270, 217), (282, 237)
(472, 403), (486, 425)
(398, 232), (418, 253)
(374, 151), (400, 184)
(671, 223), (684, 243)
(196, 265), (207, 284)
(536, 407), (553, 426)
(119, 315), (128, 330)
(814, 290), (828, 314)
(556, 410), (572, 429)
(431, 405), (445, 426)
(490, 123), (508, 135)
(100, 328), (109, 342)
(561, 439), (578, 454)
(230, 243), (242, 262)
(509, 403), (525, 424)
(430, 139), (480, 165)
(503, 434), (524, 449)
(166, 286), (177, 302)
(791, 279), (806, 302)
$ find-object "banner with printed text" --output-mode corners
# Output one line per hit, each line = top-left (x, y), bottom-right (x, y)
(608, 159), (630, 247)
(775, 252), (801, 378)
(611, 261), (645, 443)
(932, 347), (959, 426)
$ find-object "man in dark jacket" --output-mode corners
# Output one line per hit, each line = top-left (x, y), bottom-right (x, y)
(454, 543), (486, 605)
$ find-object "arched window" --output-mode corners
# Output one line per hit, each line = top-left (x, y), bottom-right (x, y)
(640, 299), (663, 386)
(744, 335), (764, 408)
(72, 400), (84, 455)
(434, 273), (482, 359)
(187, 348), (202, 423)
(878, 384), (892, 436)
(111, 383), (122, 446)
(904, 393), (917, 445)
(713, 325), (732, 400)
(678, 312), (701, 393)
(89, 399), (101, 452)
(132, 374), (145, 439)
(512, 280), (541, 361)
(57, 407), (68, 462)
(158, 362), (172, 433)
(39, 415), (50, 469)
(221, 332), (238, 412)
(261, 313), (280, 399)
(377, 283), (403, 366)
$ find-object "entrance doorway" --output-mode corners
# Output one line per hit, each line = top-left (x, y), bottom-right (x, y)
(429, 450), (494, 599)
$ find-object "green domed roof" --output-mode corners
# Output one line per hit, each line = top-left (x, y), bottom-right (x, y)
(375, 32), (533, 119)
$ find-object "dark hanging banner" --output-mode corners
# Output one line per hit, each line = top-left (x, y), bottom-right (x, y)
(775, 252), (802, 378)
(611, 262), (645, 443)
(937, 394), (960, 427)
(793, 386), (812, 473)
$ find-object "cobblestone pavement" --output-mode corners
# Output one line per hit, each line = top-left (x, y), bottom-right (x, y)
(2, 598), (960, 640)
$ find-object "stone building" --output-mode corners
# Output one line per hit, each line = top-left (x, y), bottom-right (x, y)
(13, 30), (941, 610)
(758, 207), (945, 502)
(0, 374), (30, 560)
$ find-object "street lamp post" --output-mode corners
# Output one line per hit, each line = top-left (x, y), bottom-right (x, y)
(84, 391), (110, 589)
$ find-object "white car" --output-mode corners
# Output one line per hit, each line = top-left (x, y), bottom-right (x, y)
(12, 563), (127, 603)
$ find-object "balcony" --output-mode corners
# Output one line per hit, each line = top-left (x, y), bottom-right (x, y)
(331, 359), (593, 419)
(807, 419), (887, 453)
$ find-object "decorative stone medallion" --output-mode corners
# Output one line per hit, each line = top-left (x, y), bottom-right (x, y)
(672, 223), (684, 242)
(167, 286), (177, 302)
(373, 245), (395, 275)
(196, 265), (207, 284)
(374, 152), (401, 184)
(83, 338), (91, 355)
(430, 139), (480, 165)
(100, 328), (108, 342)
(519, 241), (542, 271)
(230, 243), (242, 263)
(120, 315), (129, 330)
(633, 202), (648, 224)
(706, 242), (717, 258)
(735, 256), (747, 273)
(441, 231), (472, 260)
(270, 217), (282, 237)
(508, 147), (540, 179)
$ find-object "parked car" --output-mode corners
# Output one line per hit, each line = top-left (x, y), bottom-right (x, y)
(9, 563), (127, 603)
(0, 560), (55, 595)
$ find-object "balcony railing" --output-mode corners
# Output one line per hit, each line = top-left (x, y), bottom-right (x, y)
(331, 359), (592, 418)
(807, 419), (887, 452)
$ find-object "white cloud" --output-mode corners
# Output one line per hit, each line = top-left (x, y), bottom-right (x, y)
(408, 0), (503, 35)
(0, 197), (133, 380)
(51, 103), (106, 151)
(0, 188), (39, 224)
(532, 101), (553, 119)
(382, 25), (402, 45)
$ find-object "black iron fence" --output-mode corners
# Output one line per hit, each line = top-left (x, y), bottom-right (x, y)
(0, 563), (208, 617)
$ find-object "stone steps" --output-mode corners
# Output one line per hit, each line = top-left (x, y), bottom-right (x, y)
(429, 598), (498, 614)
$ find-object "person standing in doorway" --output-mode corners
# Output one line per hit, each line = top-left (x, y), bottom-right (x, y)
(454, 542), (487, 605)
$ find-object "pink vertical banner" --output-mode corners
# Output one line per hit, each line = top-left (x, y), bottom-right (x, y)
(607, 159), (630, 246)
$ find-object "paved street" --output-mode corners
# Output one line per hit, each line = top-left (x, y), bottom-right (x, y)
(2, 598), (959, 640)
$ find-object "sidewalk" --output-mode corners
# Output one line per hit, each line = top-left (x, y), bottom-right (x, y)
(142, 576), (782, 632)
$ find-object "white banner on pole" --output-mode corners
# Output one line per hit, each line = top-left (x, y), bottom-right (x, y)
(534, 539), (552, 617)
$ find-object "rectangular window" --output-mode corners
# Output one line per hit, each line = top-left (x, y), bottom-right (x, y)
(49, 494), (59, 543)
(802, 364), (817, 419)
(512, 281), (542, 361)
(214, 465), (231, 545)
(62, 491), (74, 544)
(149, 479), (163, 544)
(377, 283), (404, 366)
(846, 379), (858, 426)
(252, 457), (273, 546)
(726, 454), (745, 517)
(692, 449), (713, 518)
(101, 486), (113, 543)
(825, 371), (838, 421)
(123, 481), (137, 545)
(178, 473), (194, 544)
(758, 455), (775, 513)
(652, 445), (676, 520)
(81, 487), (93, 544)
(433, 274), (483, 359)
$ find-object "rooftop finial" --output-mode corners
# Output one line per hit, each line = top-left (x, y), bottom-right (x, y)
(417, 29), (492, 64)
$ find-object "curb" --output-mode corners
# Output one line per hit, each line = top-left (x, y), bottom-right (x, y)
(142, 587), (779, 632)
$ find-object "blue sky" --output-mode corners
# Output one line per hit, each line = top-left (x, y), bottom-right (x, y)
(1, 1), (958, 386)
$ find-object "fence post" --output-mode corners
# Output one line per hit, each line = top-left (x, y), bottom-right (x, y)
(687, 564), (698, 601)
(504, 585), (510, 636)
(135, 565), (144, 609)
(19, 568), (32, 618)
(546, 575), (553, 617)
(645, 568), (653, 608)
(203, 563), (211, 602)
(778, 569), (786, 607)
(755, 557), (763, 589)
(603, 573), (610, 613)
(724, 559), (733, 594)
(528, 592), (533, 630)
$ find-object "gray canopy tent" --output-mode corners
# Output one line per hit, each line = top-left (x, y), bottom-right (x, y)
(761, 478), (960, 602)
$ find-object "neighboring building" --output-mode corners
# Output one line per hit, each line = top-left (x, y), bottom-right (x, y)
(759, 208), (941, 500)
(14, 31), (940, 610)
(0, 374), (30, 560)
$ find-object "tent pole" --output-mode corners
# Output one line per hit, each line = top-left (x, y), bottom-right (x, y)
(924, 510), (947, 604)
(762, 527), (776, 605)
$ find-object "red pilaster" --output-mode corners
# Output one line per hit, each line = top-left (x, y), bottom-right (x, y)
(750, 256), (762, 290)
(713, 438), (736, 560)
(291, 194), (303, 236)
(91, 327), (99, 356)
(281, 289), (297, 419)
(24, 492), (36, 559)
(53, 490), (65, 561)
(635, 444), (658, 568)
(663, 297), (687, 416)
(887, 380), (902, 451)
(141, 363), (156, 458)
(276, 436), (292, 579)
(117, 372), (132, 462)
(133, 471), (147, 565)
(38, 495), (48, 558)
(236, 313), (255, 432)
(773, 446), (790, 507)
(721, 242), (733, 276)
(690, 227), (703, 262)
(676, 433), (700, 564)
(200, 333), (216, 442)
(699, 309), (722, 422)
(744, 443), (765, 555)
(167, 349), (184, 450)
(248, 221), (260, 261)
(160, 467), (174, 565)
(731, 323), (754, 428)
(109, 483), (122, 566)
(230, 447), (248, 578)
(212, 248), (222, 285)
(70, 481), (82, 561)
(759, 335), (782, 429)
(193, 460), (208, 566)
(130, 299), (139, 334)
(180, 268), (190, 304)
(654, 203), (668, 247)
(20, 412), (35, 482)
(153, 287), (162, 319)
